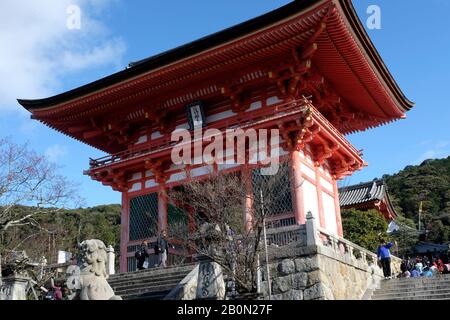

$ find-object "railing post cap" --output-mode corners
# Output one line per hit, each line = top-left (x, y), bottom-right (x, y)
(306, 211), (314, 220)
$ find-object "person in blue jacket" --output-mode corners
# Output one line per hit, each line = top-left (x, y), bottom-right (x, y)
(377, 239), (396, 279)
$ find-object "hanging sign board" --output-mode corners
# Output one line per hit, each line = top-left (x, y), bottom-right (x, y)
(186, 101), (206, 130)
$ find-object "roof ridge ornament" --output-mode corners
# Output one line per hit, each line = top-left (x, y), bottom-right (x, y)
(365, 179), (378, 199)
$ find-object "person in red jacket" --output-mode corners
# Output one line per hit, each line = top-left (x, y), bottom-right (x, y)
(434, 257), (444, 273)
(50, 278), (63, 300)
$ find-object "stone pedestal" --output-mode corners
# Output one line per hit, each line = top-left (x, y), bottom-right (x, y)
(196, 256), (225, 300)
(0, 275), (30, 300)
(306, 211), (320, 246)
(106, 245), (115, 275)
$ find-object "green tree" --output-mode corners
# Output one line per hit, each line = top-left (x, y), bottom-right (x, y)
(342, 209), (388, 252)
(427, 220), (450, 243)
(389, 215), (419, 256)
(383, 157), (450, 228)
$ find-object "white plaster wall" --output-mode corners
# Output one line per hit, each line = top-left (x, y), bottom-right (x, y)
(266, 96), (282, 106)
(206, 109), (236, 123)
(300, 163), (316, 181)
(151, 131), (163, 140)
(145, 179), (157, 189)
(302, 180), (319, 220)
(320, 177), (333, 193)
(323, 192), (338, 235)
(129, 182), (142, 192)
(129, 172), (142, 181)
(190, 165), (213, 177)
(167, 171), (187, 183)
(135, 135), (148, 144)
(246, 101), (262, 111)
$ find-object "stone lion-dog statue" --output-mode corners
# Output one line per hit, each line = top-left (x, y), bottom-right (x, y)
(66, 239), (121, 300)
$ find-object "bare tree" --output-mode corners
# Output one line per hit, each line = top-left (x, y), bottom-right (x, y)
(166, 164), (292, 297)
(0, 137), (81, 282)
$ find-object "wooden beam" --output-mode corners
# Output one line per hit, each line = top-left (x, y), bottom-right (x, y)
(300, 42), (318, 60)
(83, 129), (103, 139)
(67, 125), (93, 133)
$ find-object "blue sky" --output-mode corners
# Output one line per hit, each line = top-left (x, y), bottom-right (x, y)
(0, 0), (448, 207)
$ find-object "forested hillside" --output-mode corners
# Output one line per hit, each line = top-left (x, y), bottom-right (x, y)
(383, 156), (450, 243)
(0, 205), (121, 263)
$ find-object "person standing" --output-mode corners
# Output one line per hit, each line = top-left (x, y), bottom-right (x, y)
(50, 278), (63, 300)
(377, 239), (396, 279)
(157, 230), (174, 268)
(135, 240), (149, 270)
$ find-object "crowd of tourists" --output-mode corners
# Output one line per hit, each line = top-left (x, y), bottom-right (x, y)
(377, 239), (450, 280)
(399, 253), (450, 278)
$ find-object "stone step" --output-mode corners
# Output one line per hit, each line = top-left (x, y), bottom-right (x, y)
(373, 288), (450, 299)
(108, 263), (196, 300)
(108, 271), (193, 286)
(112, 278), (185, 293)
(379, 275), (450, 285)
(108, 273), (185, 286)
(380, 282), (450, 289)
(114, 283), (179, 296)
(379, 278), (450, 286)
(371, 274), (450, 300)
(383, 276), (450, 283)
(109, 264), (196, 281)
(379, 280), (450, 290)
(108, 273), (186, 286)
(373, 284), (450, 295)
(121, 290), (170, 300)
(373, 292), (450, 300)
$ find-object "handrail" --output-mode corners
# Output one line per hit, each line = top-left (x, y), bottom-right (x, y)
(316, 226), (401, 263)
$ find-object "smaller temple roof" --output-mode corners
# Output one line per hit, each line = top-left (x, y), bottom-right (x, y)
(339, 179), (397, 220)
(339, 179), (386, 206)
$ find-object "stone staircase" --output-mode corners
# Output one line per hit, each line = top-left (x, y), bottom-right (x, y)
(371, 274), (450, 300)
(108, 264), (196, 300)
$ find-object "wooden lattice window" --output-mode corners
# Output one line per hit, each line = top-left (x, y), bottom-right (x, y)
(129, 193), (158, 241)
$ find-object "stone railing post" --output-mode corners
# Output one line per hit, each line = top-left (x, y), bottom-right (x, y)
(348, 244), (354, 258)
(361, 251), (367, 265)
(106, 245), (115, 275)
(331, 237), (339, 252)
(338, 242), (345, 255)
(306, 211), (320, 246)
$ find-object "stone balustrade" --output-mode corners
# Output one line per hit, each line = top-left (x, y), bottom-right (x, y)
(259, 212), (401, 300)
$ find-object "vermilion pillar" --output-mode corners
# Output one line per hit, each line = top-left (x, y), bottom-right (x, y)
(243, 167), (254, 232)
(333, 179), (344, 237)
(315, 167), (326, 229)
(290, 150), (305, 224)
(120, 192), (129, 273)
(158, 186), (168, 234)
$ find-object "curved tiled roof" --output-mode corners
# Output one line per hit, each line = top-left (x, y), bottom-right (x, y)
(18, 0), (413, 112)
(339, 179), (386, 207)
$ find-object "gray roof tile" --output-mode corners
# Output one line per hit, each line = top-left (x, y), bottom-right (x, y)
(338, 179), (386, 207)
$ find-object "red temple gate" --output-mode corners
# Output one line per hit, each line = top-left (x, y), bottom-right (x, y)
(18, 0), (413, 272)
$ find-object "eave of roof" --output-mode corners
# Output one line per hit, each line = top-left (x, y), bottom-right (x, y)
(339, 179), (385, 206)
(339, 178), (398, 218)
(337, 0), (413, 112)
(17, 0), (413, 112)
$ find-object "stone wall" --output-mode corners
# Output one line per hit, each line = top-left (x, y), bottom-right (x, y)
(260, 243), (400, 300)
(259, 216), (401, 300)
